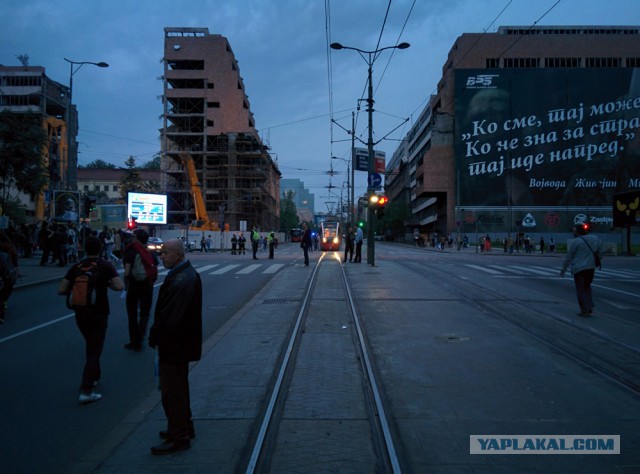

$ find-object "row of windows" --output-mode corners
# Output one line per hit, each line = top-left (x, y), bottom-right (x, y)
(82, 184), (119, 192)
(486, 57), (638, 68)
(0, 75), (42, 87)
(0, 95), (41, 106)
(502, 28), (639, 36)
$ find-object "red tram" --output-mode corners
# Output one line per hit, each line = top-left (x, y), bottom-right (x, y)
(289, 228), (303, 242)
(319, 221), (341, 251)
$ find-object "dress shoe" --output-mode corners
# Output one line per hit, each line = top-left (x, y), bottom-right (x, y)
(159, 429), (195, 439)
(78, 392), (102, 404)
(151, 439), (190, 455)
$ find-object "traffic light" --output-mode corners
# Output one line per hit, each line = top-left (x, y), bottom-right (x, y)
(376, 195), (388, 219)
(83, 195), (97, 218)
(357, 220), (365, 228)
(127, 216), (137, 230)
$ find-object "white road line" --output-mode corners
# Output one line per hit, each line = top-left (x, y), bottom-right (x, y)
(263, 264), (285, 274)
(196, 264), (219, 273)
(0, 314), (74, 344)
(465, 264), (502, 275)
(210, 264), (241, 275)
(236, 264), (261, 274)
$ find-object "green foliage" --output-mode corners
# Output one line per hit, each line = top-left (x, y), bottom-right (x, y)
(279, 190), (298, 232)
(0, 111), (48, 205)
(81, 159), (117, 169)
(119, 155), (159, 199)
(140, 155), (161, 170)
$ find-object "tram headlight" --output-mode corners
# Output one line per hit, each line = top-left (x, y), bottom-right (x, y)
(332, 237), (339, 244)
(322, 237), (327, 243)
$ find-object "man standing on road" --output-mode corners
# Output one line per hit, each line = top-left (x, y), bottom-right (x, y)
(353, 225), (364, 263)
(58, 236), (123, 404)
(560, 225), (604, 317)
(301, 222), (312, 267)
(148, 239), (202, 455)
(250, 226), (260, 260)
(123, 229), (157, 352)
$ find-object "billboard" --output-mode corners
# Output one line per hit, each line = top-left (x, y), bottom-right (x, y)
(53, 191), (79, 223)
(455, 69), (640, 210)
(127, 192), (167, 225)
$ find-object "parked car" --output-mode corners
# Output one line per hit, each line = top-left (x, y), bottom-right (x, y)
(147, 237), (164, 255)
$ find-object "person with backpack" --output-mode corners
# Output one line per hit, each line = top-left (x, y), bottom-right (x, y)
(58, 236), (123, 404)
(123, 229), (158, 351)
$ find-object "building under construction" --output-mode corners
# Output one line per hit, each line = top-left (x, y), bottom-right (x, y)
(161, 27), (280, 232)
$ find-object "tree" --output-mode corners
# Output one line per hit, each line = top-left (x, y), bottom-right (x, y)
(81, 159), (117, 169)
(0, 111), (48, 212)
(119, 155), (160, 199)
(279, 190), (298, 232)
(140, 155), (161, 170)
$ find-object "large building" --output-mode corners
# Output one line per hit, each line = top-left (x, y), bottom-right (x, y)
(161, 27), (280, 231)
(0, 65), (75, 219)
(280, 178), (315, 223)
(388, 25), (640, 242)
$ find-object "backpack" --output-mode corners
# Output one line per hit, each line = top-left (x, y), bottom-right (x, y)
(131, 250), (158, 283)
(66, 260), (100, 309)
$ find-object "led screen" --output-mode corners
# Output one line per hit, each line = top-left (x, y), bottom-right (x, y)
(127, 192), (167, 225)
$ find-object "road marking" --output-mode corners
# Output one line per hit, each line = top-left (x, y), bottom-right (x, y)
(196, 264), (219, 273)
(263, 264), (285, 274)
(211, 264), (241, 275)
(465, 264), (502, 275)
(0, 314), (74, 344)
(236, 264), (261, 274)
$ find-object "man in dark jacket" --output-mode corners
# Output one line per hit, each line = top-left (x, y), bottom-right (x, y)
(148, 239), (202, 455)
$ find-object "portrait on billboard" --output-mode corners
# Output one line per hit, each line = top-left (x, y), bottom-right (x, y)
(455, 68), (640, 209)
(53, 191), (80, 223)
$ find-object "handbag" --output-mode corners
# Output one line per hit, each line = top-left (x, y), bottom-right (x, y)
(580, 236), (601, 269)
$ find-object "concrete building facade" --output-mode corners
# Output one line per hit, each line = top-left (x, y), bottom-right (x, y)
(161, 27), (280, 232)
(280, 178), (315, 223)
(388, 25), (640, 243)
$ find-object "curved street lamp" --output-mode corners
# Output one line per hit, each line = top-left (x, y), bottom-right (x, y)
(330, 41), (410, 266)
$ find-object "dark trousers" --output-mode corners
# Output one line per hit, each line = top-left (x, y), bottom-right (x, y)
(573, 268), (595, 313)
(126, 280), (153, 346)
(252, 241), (259, 259)
(302, 245), (309, 266)
(75, 312), (108, 393)
(268, 243), (274, 259)
(159, 361), (193, 441)
(344, 243), (353, 262)
(354, 242), (363, 262)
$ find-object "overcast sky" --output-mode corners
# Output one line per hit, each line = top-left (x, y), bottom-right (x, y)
(2, 0), (638, 213)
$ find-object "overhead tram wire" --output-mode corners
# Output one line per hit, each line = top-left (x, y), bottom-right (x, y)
(325, 0), (337, 200)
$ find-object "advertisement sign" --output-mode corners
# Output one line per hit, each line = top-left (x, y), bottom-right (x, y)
(455, 69), (640, 210)
(127, 192), (167, 225)
(613, 190), (640, 227)
(53, 191), (80, 223)
(354, 148), (386, 172)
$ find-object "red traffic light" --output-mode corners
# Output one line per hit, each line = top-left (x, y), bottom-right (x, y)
(378, 196), (388, 206)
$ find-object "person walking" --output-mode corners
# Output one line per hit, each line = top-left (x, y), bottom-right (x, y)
(301, 222), (312, 267)
(540, 236), (545, 254)
(343, 227), (354, 263)
(199, 235), (208, 253)
(58, 236), (123, 404)
(238, 233), (246, 255)
(560, 225), (604, 317)
(123, 229), (158, 352)
(250, 226), (260, 260)
(148, 239), (202, 455)
(231, 233), (238, 255)
(267, 231), (276, 259)
(353, 225), (364, 263)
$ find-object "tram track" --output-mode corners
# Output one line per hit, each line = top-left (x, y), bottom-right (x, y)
(398, 260), (640, 396)
(244, 252), (402, 473)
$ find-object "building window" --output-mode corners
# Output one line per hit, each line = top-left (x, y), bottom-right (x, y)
(545, 57), (580, 68)
(83, 185), (89, 191)
(0, 75), (42, 87)
(207, 120), (214, 127)
(585, 57), (621, 67)
(486, 58), (499, 68)
(626, 58), (640, 67)
(112, 185), (118, 192)
(207, 82), (214, 89)
(207, 102), (220, 108)
(94, 185), (100, 191)
(237, 81), (243, 90)
(503, 57), (540, 68)
(243, 100), (248, 109)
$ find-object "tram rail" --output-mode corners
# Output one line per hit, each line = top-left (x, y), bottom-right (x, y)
(244, 252), (402, 473)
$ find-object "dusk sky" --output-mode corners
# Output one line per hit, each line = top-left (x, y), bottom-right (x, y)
(2, 0), (638, 212)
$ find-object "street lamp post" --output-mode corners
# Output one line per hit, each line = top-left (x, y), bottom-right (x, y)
(330, 41), (409, 266)
(64, 58), (109, 189)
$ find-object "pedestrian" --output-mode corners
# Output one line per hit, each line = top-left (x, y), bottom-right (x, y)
(549, 237), (556, 253)
(343, 227), (354, 263)
(57, 236), (123, 404)
(267, 231), (275, 259)
(206, 235), (212, 252)
(250, 226), (260, 260)
(148, 239), (202, 455)
(560, 225), (604, 317)
(301, 222), (312, 266)
(231, 233), (238, 255)
(200, 235), (207, 253)
(354, 225), (364, 263)
(540, 236), (545, 254)
(123, 229), (158, 352)
(238, 233), (246, 255)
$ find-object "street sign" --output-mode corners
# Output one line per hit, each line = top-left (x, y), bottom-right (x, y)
(354, 147), (386, 172)
(368, 173), (382, 189)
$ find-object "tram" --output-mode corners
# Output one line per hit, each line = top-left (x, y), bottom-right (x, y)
(319, 221), (341, 251)
(289, 228), (303, 242)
